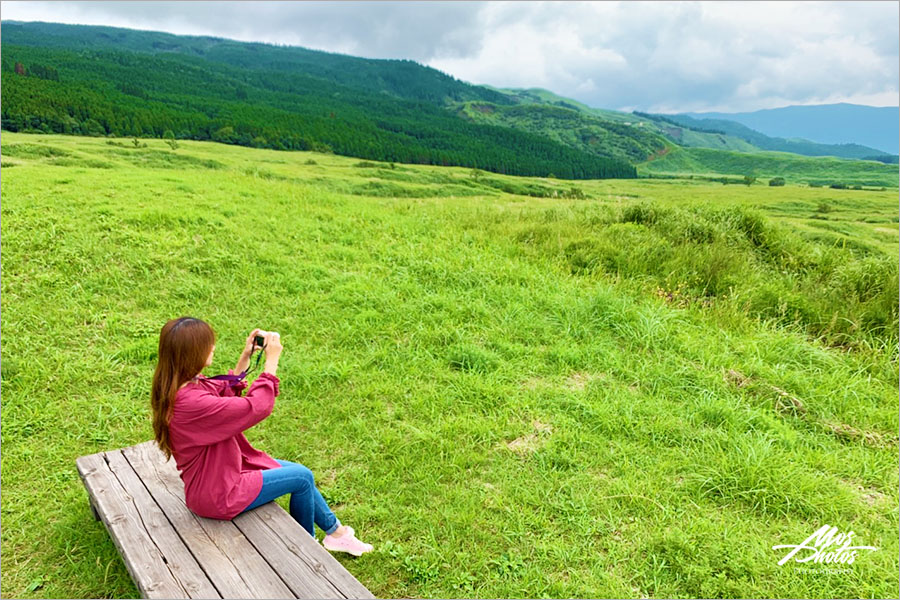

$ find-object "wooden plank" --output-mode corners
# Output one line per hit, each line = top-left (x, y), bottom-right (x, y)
(234, 504), (375, 599)
(232, 505), (343, 599)
(122, 441), (295, 599)
(76, 452), (192, 599)
(104, 450), (221, 599)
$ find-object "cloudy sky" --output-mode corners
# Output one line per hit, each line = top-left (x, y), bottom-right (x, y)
(2, 0), (897, 113)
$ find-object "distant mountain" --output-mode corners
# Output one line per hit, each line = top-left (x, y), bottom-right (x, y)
(683, 103), (899, 155)
(649, 113), (897, 162)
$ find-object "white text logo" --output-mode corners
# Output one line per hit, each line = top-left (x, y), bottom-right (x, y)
(773, 525), (877, 566)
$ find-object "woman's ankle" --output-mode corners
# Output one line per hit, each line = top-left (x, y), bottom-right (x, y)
(328, 524), (347, 537)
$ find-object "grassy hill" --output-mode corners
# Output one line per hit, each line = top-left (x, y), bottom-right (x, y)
(449, 89), (900, 187)
(479, 85), (636, 122)
(657, 122), (759, 152)
(455, 87), (759, 161)
(454, 100), (667, 163)
(2, 132), (898, 598)
(640, 146), (899, 187)
(447, 88), (898, 186)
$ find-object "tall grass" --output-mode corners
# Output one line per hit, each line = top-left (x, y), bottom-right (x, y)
(510, 199), (898, 354)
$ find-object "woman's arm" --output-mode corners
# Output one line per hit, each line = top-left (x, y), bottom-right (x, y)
(173, 375), (279, 446)
(262, 331), (282, 376)
(234, 349), (252, 374)
(234, 328), (262, 373)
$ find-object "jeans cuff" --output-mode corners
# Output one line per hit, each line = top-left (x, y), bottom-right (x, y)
(325, 519), (340, 535)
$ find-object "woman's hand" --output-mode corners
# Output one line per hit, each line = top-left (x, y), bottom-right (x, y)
(235, 328), (263, 373)
(263, 331), (282, 376)
(264, 331), (282, 360)
(243, 328), (264, 356)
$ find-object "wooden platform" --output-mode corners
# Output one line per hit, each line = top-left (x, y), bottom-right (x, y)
(75, 440), (375, 599)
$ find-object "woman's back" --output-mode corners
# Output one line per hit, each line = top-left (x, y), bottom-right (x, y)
(169, 372), (281, 519)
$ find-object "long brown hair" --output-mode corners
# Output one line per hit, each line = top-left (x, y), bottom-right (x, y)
(151, 317), (216, 460)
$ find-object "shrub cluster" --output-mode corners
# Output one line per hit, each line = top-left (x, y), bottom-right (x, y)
(522, 200), (898, 351)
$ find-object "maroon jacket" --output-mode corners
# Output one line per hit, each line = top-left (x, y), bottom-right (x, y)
(169, 370), (281, 519)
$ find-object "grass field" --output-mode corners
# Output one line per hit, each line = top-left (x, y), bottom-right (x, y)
(1, 132), (898, 599)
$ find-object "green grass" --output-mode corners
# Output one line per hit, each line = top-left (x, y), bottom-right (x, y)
(2, 132), (898, 599)
(640, 146), (900, 187)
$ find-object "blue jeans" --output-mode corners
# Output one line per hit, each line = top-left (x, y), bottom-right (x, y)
(241, 459), (340, 538)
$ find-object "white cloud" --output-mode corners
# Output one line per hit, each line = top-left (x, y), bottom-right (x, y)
(0, 1), (489, 59)
(430, 1), (899, 112)
(1, 0), (896, 112)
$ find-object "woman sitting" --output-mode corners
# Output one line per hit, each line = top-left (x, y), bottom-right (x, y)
(150, 316), (373, 556)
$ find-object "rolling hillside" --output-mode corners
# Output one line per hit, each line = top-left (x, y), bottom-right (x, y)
(640, 146), (899, 187)
(457, 88), (898, 185)
(0, 22), (636, 179)
(1, 20), (516, 107)
(2, 21), (896, 185)
(454, 100), (667, 163)
(487, 86), (897, 161)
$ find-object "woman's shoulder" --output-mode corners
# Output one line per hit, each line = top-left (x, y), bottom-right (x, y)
(174, 379), (222, 406)
(176, 379), (205, 395)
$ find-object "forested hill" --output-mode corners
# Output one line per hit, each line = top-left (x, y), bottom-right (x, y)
(0, 21), (636, 179)
(1, 21), (515, 107)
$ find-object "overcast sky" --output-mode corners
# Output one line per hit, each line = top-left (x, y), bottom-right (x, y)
(2, 0), (897, 113)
